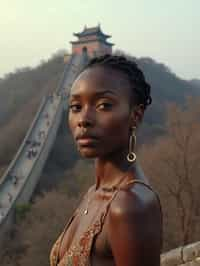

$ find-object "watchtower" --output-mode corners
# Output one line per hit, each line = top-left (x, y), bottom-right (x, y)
(71, 25), (114, 57)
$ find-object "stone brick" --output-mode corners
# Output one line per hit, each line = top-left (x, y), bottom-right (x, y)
(182, 261), (200, 266)
(161, 247), (183, 266)
(183, 242), (200, 262)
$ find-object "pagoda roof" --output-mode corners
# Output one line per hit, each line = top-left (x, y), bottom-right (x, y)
(73, 25), (111, 39)
(70, 38), (114, 46)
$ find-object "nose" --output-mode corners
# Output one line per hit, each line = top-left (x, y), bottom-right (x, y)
(78, 119), (92, 128)
(78, 107), (94, 129)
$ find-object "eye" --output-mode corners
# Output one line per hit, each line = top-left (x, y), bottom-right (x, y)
(97, 102), (113, 111)
(69, 103), (82, 112)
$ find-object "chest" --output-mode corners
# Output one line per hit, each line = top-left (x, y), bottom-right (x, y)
(58, 193), (112, 262)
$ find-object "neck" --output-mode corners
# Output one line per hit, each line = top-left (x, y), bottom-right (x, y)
(94, 148), (136, 190)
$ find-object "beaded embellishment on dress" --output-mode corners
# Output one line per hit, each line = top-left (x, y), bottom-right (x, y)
(60, 219), (102, 266)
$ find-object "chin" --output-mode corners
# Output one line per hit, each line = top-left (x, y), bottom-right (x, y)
(78, 148), (99, 158)
(78, 145), (122, 159)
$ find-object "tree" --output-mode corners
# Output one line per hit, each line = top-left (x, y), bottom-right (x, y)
(139, 97), (200, 250)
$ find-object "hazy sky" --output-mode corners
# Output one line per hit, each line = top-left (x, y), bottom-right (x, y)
(0, 0), (199, 80)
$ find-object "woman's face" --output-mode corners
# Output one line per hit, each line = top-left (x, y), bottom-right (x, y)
(68, 66), (137, 159)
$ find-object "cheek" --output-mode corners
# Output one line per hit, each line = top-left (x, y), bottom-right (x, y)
(68, 113), (76, 137)
(100, 109), (130, 144)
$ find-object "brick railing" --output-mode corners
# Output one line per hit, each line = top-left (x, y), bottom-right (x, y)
(161, 242), (200, 266)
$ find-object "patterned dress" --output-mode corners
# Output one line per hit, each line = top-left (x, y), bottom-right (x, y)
(50, 179), (161, 266)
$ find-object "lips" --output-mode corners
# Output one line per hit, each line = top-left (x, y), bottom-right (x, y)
(77, 138), (98, 145)
(76, 133), (98, 140)
(76, 134), (99, 146)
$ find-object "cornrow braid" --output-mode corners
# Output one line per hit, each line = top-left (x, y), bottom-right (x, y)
(82, 54), (152, 109)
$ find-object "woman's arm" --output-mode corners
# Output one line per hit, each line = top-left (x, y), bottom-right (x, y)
(108, 185), (162, 266)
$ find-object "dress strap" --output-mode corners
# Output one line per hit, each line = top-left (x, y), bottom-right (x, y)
(119, 179), (152, 190)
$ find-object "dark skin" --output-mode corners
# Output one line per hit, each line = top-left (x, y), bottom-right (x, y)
(59, 66), (162, 265)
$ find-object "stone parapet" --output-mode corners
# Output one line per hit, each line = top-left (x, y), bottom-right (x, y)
(161, 242), (200, 266)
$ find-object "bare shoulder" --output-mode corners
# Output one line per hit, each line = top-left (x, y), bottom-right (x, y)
(110, 181), (161, 219)
(107, 181), (162, 266)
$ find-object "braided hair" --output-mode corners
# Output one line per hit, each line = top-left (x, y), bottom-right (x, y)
(81, 54), (152, 110)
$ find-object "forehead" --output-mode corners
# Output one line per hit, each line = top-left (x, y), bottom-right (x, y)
(70, 66), (131, 98)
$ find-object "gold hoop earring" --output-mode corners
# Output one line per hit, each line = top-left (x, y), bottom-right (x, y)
(127, 126), (137, 162)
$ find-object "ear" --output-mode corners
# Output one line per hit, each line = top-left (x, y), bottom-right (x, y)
(130, 104), (145, 128)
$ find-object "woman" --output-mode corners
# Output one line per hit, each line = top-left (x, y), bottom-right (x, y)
(50, 54), (162, 266)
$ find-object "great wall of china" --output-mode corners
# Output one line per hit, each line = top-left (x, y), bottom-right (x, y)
(0, 26), (199, 265)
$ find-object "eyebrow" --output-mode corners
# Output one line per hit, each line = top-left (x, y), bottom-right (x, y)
(70, 90), (117, 98)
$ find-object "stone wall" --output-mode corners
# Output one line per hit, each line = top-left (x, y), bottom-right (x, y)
(161, 242), (200, 266)
(0, 54), (87, 247)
